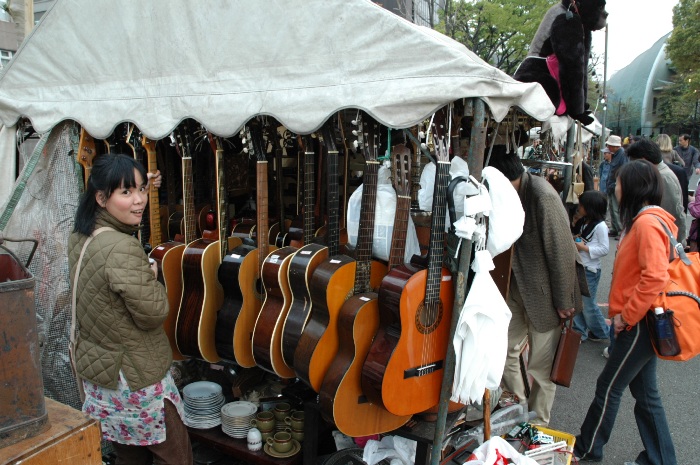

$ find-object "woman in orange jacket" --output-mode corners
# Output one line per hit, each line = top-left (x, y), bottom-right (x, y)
(574, 160), (677, 464)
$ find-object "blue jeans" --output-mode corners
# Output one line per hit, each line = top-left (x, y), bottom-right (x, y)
(574, 319), (677, 464)
(573, 268), (609, 341)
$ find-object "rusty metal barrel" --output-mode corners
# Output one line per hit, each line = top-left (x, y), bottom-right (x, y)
(0, 236), (49, 448)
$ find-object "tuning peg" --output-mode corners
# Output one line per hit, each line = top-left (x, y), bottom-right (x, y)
(353, 140), (359, 149)
(351, 119), (358, 125)
(421, 142), (428, 150)
(243, 147), (249, 154)
(418, 130), (425, 139)
(241, 137), (247, 144)
(352, 129), (359, 136)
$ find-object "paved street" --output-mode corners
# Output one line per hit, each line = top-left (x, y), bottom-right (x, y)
(549, 201), (700, 464)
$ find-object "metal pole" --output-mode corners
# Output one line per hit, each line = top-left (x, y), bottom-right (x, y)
(428, 98), (485, 465)
(598, 24), (608, 166)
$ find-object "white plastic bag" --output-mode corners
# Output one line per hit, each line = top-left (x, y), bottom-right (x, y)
(465, 436), (539, 465)
(417, 157), (478, 230)
(480, 167), (524, 258)
(346, 165), (421, 262)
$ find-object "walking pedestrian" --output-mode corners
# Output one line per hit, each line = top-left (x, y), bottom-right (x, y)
(571, 190), (610, 342)
(673, 133), (700, 178)
(574, 159), (678, 464)
(604, 135), (627, 239)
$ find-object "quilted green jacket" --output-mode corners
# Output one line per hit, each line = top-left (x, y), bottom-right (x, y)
(68, 210), (171, 391)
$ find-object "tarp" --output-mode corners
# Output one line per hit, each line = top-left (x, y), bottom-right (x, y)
(0, 0), (554, 140)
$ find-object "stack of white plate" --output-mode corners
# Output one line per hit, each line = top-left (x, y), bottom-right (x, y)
(182, 381), (225, 429)
(220, 401), (257, 438)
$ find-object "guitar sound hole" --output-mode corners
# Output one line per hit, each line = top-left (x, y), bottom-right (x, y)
(415, 301), (443, 335)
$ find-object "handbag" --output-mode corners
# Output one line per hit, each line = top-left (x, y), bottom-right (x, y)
(647, 216), (700, 361)
(565, 122), (585, 205)
(549, 318), (581, 387)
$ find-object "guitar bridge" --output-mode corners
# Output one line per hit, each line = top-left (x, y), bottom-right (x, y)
(404, 360), (444, 379)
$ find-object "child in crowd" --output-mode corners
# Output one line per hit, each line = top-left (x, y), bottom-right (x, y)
(571, 190), (610, 341)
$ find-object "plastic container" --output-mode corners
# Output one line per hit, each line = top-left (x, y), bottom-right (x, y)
(523, 426), (576, 465)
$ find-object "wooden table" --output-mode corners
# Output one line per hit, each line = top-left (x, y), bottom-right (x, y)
(188, 426), (302, 465)
(0, 397), (101, 465)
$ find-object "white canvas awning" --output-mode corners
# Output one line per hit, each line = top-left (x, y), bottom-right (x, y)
(0, 0), (554, 140)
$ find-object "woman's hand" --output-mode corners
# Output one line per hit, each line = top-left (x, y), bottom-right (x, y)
(147, 170), (162, 189)
(613, 313), (627, 335)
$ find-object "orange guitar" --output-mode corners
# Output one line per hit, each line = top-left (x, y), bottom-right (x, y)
(172, 125), (223, 363)
(76, 128), (97, 190)
(318, 145), (413, 436)
(362, 116), (454, 416)
(229, 121), (278, 367)
(294, 116), (386, 392)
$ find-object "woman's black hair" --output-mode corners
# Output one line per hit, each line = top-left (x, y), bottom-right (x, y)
(73, 153), (148, 236)
(617, 159), (663, 233)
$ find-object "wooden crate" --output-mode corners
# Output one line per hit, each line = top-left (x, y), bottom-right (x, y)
(0, 398), (101, 465)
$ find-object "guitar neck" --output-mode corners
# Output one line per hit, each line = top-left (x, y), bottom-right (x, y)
(353, 159), (379, 294)
(216, 143), (227, 260)
(257, 160), (270, 263)
(302, 142), (315, 245)
(388, 194), (411, 270)
(326, 146), (340, 258)
(182, 156), (196, 244)
(425, 160), (451, 303)
(143, 138), (162, 246)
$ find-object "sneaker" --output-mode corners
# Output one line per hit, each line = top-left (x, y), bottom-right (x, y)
(602, 347), (610, 358)
(587, 333), (607, 342)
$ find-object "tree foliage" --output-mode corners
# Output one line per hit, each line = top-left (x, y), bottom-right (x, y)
(658, 0), (700, 130)
(437, 0), (551, 75)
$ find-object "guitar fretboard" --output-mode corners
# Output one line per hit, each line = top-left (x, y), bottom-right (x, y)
(257, 160), (269, 265)
(353, 159), (379, 295)
(303, 142), (315, 245)
(182, 156), (196, 244)
(425, 160), (450, 304)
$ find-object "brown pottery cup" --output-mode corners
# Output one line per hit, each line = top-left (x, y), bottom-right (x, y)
(290, 428), (304, 442)
(250, 410), (276, 432)
(273, 402), (292, 422)
(284, 410), (304, 430)
(261, 430), (274, 443)
(266, 431), (293, 453)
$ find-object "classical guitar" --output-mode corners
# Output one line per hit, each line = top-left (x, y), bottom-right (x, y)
(229, 120), (278, 368)
(318, 142), (412, 435)
(149, 130), (191, 361)
(172, 123), (224, 363)
(362, 115), (454, 416)
(294, 116), (387, 392)
(76, 128), (97, 190)
(281, 135), (326, 368)
(213, 130), (253, 362)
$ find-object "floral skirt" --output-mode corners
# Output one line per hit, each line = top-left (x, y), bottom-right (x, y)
(82, 370), (185, 445)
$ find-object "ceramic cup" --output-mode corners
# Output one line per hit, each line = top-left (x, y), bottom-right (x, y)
(250, 411), (275, 432)
(273, 402), (292, 422)
(284, 410), (305, 430)
(266, 431), (293, 453)
(290, 428), (304, 443)
(261, 430), (274, 443)
(247, 427), (263, 451)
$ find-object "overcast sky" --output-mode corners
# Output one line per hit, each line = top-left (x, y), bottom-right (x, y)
(590, 0), (677, 79)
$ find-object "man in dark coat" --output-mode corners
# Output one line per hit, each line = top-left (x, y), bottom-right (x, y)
(605, 135), (627, 238)
(488, 151), (583, 426)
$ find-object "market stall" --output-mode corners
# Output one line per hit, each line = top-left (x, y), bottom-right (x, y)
(0, 0), (558, 462)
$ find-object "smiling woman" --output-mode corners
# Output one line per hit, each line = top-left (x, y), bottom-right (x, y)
(68, 153), (193, 464)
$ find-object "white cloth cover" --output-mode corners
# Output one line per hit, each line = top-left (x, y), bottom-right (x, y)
(0, 124), (16, 208)
(346, 165), (421, 263)
(480, 166), (524, 258)
(0, 0), (554, 140)
(451, 250), (512, 405)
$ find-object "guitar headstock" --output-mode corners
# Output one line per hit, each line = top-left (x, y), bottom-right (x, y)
(140, 133), (156, 154)
(359, 112), (380, 164)
(430, 107), (451, 164)
(391, 145), (412, 197)
(248, 119), (267, 163)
